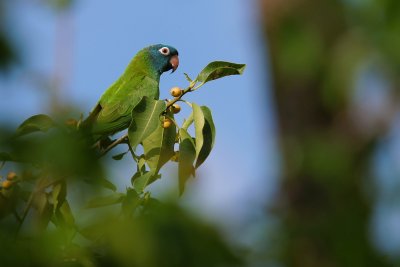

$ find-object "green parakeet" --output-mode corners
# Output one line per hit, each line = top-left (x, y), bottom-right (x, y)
(82, 44), (179, 138)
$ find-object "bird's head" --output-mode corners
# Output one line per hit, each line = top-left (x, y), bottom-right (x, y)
(147, 44), (179, 74)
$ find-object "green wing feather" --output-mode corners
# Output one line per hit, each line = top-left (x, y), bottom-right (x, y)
(90, 74), (159, 135)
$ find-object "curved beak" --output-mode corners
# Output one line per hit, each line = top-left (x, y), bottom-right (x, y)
(170, 55), (179, 73)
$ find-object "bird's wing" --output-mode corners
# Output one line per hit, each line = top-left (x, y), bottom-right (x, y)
(91, 75), (158, 135)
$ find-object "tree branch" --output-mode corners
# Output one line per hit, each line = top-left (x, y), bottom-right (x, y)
(98, 133), (128, 158)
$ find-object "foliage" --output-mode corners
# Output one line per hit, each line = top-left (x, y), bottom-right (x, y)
(0, 61), (245, 266)
(262, 0), (400, 266)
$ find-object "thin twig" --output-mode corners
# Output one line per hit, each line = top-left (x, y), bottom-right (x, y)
(98, 134), (128, 158)
(165, 84), (195, 110)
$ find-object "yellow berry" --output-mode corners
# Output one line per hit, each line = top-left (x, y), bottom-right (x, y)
(170, 87), (182, 97)
(6, 172), (17, 181)
(162, 118), (173, 128)
(2, 180), (13, 189)
(171, 104), (181, 114)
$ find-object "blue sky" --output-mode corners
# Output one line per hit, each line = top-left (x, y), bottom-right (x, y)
(0, 0), (279, 235)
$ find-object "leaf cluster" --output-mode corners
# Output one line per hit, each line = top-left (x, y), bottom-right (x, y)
(0, 61), (245, 266)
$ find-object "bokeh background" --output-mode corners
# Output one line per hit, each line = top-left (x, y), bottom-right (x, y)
(1, 0), (400, 266)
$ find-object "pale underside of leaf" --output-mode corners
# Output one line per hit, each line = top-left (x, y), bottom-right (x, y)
(195, 106), (216, 168)
(178, 128), (196, 195)
(193, 103), (205, 158)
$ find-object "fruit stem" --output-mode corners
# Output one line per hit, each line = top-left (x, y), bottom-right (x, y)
(165, 83), (195, 111)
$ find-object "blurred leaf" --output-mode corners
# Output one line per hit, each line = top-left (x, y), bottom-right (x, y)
(121, 188), (140, 216)
(52, 182), (66, 213)
(98, 177), (117, 192)
(195, 106), (216, 168)
(79, 221), (107, 241)
(0, 152), (15, 162)
(143, 112), (176, 174)
(0, 31), (17, 72)
(33, 192), (52, 230)
(131, 171), (142, 186)
(128, 97), (166, 150)
(111, 151), (128, 160)
(85, 193), (125, 209)
(131, 157), (147, 186)
(54, 199), (75, 228)
(106, 202), (244, 267)
(59, 200), (75, 226)
(45, 0), (74, 10)
(83, 176), (117, 192)
(196, 61), (246, 84)
(34, 192), (49, 215)
(178, 128), (196, 195)
(15, 114), (56, 137)
(133, 171), (160, 194)
(137, 156), (146, 173)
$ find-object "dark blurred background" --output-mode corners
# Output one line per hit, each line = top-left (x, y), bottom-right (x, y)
(1, 0), (400, 266)
(262, 0), (400, 266)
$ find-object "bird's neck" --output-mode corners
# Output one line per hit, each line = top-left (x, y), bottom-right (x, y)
(123, 52), (161, 82)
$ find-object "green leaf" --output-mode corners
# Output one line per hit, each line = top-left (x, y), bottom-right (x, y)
(121, 188), (140, 216)
(137, 156), (147, 173)
(98, 177), (117, 192)
(133, 171), (159, 194)
(182, 112), (194, 130)
(178, 128), (196, 195)
(131, 156), (147, 186)
(196, 61), (246, 84)
(143, 112), (176, 174)
(35, 192), (50, 215)
(193, 103), (205, 158)
(128, 97), (166, 150)
(85, 193), (125, 209)
(83, 176), (117, 192)
(15, 114), (56, 137)
(112, 151), (128, 160)
(34, 192), (52, 230)
(52, 182), (66, 213)
(54, 200), (75, 227)
(184, 72), (192, 82)
(190, 104), (216, 169)
(195, 106), (216, 168)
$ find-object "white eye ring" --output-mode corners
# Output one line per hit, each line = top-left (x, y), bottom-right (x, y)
(159, 47), (170, 56)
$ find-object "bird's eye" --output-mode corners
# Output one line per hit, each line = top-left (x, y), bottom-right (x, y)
(159, 47), (170, 56)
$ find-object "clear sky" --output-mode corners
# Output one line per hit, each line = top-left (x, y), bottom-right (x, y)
(0, 0), (279, 240)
